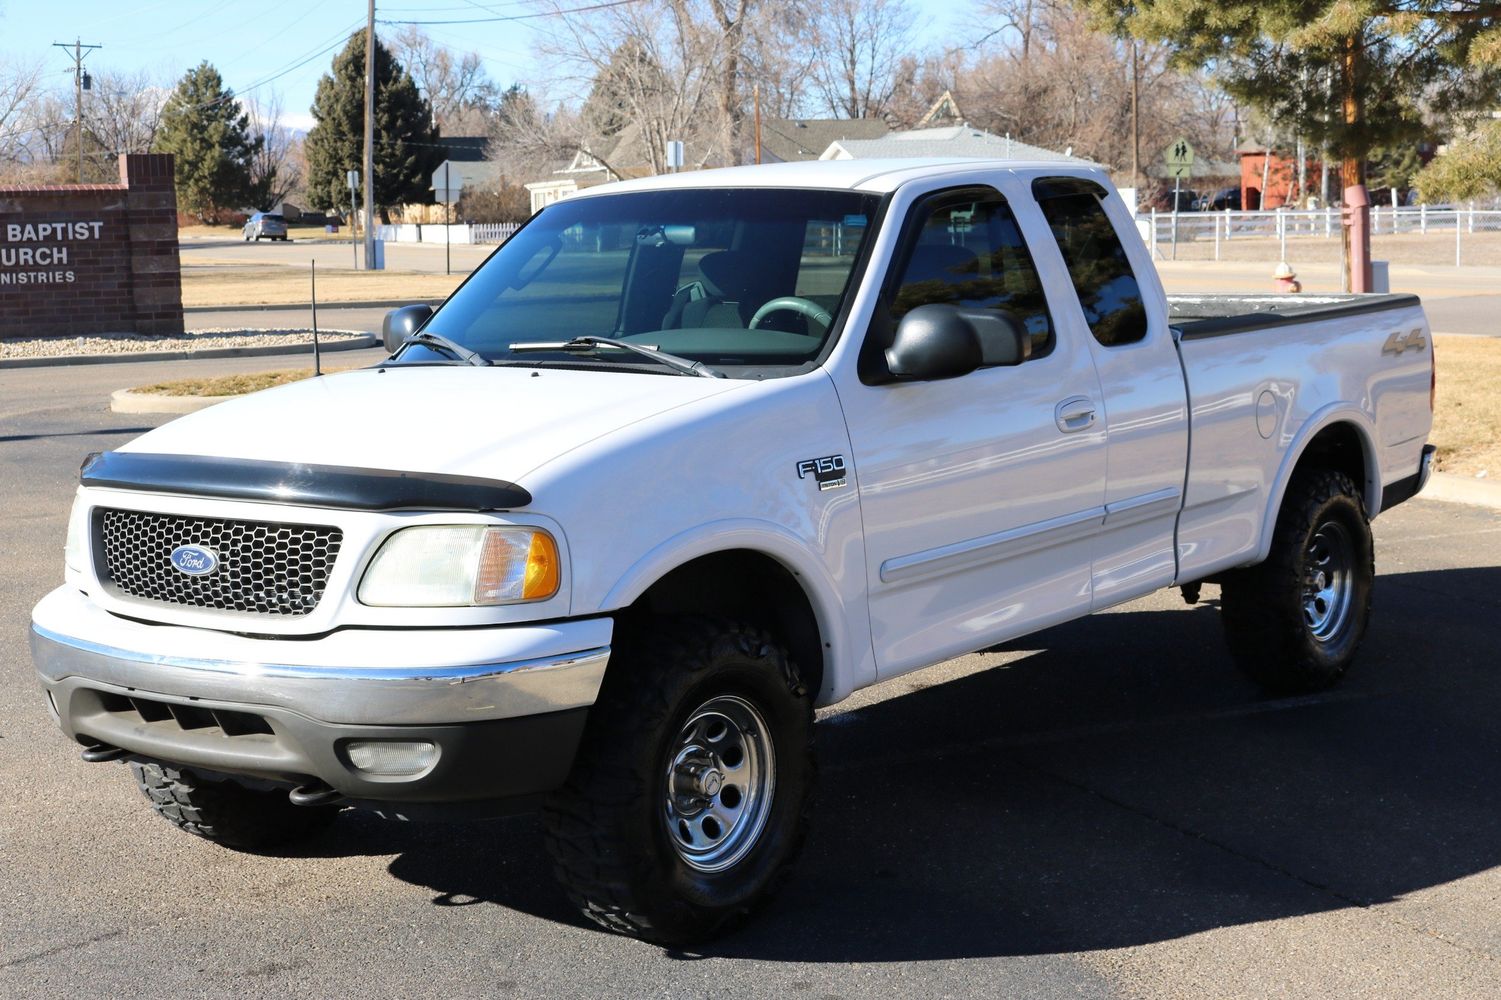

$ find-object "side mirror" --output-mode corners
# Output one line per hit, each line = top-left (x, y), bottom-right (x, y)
(884, 304), (1030, 381)
(382, 304), (434, 353)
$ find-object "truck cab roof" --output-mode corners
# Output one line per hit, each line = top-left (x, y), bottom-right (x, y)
(570, 157), (1111, 198)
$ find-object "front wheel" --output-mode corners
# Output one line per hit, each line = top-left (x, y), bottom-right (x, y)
(543, 617), (814, 944)
(1219, 469), (1374, 693)
(131, 762), (338, 850)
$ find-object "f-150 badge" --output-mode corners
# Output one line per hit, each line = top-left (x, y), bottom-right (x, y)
(797, 455), (848, 491)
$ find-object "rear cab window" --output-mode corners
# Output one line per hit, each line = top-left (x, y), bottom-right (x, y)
(1031, 178), (1148, 347)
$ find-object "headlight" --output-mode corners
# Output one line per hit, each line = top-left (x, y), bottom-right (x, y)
(358, 525), (560, 607)
(64, 495), (89, 573)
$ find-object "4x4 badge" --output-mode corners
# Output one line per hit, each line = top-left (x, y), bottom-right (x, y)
(1381, 329), (1427, 356)
(796, 455), (848, 491)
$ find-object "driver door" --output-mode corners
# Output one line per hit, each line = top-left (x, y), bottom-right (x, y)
(833, 182), (1108, 677)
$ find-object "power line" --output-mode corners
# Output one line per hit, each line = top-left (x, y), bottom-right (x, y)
(215, 0), (317, 73)
(378, 0), (643, 26)
(381, 1), (531, 9)
(0, 21), (361, 150)
(233, 21), (367, 100)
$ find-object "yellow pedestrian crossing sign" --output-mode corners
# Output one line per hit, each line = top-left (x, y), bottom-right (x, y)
(1165, 139), (1195, 178)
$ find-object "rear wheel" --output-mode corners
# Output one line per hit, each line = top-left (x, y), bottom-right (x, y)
(543, 617), (815, 944)
(131, 762), (338, 850)
(1219, 469), (1374, 693)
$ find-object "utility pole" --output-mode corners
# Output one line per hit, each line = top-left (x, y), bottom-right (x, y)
(363, 0), (377, 270)
(53, 38), (102, 184)
(753, 84), (762, 165)
(1130, 41), (1139, 189)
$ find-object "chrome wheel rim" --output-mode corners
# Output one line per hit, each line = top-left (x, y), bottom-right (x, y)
(1303, 520), (1354, 642)
(662, 694), (775, 873)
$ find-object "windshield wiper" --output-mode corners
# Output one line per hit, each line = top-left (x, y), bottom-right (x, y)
(508, 337), (725, 379)
(397, 330), (490, 367)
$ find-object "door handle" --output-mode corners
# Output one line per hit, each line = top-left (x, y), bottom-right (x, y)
(1054, 396), (1097, 433)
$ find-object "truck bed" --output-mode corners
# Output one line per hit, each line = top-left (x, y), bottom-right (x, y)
(1168, 293), (1422, 339)
(1167, 292), (1432, 584)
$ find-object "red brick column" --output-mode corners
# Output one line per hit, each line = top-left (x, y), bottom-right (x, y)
(121, 154), (184, 335)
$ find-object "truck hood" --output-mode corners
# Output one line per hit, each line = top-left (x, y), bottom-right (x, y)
(122, 365), (750, 492)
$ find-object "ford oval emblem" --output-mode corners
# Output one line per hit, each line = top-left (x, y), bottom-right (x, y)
(170, 544), (219, 576)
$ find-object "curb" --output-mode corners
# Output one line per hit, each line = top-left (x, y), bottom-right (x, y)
(184, 300), (441, 313)
(0, 334), (380, 370)
(1423, 471), (1501, 510)
(110, 389), (238, 415)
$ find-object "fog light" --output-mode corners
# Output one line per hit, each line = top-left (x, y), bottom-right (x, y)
(344, 740), (439, 777)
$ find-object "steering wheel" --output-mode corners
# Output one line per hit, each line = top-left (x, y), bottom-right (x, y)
(748, 296), (834, 334)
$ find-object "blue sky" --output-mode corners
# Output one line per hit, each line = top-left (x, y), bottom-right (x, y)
(2, 1), (967, 132)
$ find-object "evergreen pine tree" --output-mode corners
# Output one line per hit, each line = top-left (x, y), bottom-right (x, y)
(303, 33), (442, 212)
(1083, 1), (1501, 284)
(153, 62), (262, 222)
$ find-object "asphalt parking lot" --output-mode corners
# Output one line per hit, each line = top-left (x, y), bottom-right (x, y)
(3, 356), (1500, 999)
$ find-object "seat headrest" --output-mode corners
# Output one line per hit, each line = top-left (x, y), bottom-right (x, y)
(697, 250), (756, 299)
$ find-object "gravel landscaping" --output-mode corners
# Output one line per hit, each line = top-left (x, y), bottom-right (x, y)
(0, 328), (368, 360)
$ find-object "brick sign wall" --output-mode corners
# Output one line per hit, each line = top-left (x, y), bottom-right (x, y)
(0, 154), (184, 338)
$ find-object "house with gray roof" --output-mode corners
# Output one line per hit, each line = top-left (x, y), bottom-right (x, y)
(753, 118), (890, 163)
(820, 125), (1087, 163)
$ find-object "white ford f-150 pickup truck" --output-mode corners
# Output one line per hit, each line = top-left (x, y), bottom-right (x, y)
(32, 159), (1435, 943)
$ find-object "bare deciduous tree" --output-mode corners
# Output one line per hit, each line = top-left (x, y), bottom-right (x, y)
(0, 58), (46, 165)
(486, 86), (585, 181)
(392, 26), (499, 134)
(247, 93), (302, 209)
(949, 1), (1238, 181)
(703, 0), (759, 161)
(87, 69), (168, 159)
(805, 0), (919, 120)
(742, 4), (819, 119)
(535, 0), (729, 173)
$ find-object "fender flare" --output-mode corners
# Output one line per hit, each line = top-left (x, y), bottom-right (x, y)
(1253, 403), (1381, 565)
(597, 518), (866, 705)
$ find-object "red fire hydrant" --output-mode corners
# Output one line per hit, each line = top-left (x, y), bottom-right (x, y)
(1274, 261), (1301, 293)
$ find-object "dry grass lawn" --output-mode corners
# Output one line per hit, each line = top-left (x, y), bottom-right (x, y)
(133, 368), (350, 397)
(180, 265), (462, 307)
(1432, 334), (1501, 478)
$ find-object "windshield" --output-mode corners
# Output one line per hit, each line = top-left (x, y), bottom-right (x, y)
(417, 187), (881, 377)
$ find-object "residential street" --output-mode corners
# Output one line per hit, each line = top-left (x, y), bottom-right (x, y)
(2, 357), (1499, 998)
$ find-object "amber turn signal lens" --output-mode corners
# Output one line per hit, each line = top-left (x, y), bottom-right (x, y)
(523, 530), (560, 600)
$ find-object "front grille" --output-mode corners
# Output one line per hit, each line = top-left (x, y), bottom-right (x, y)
(96, 692), (274, 737)
(97, 508), (342, 616)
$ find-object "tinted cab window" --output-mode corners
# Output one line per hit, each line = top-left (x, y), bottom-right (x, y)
(881, 187), (1055, 366)
(1032, 179), (1147, 347)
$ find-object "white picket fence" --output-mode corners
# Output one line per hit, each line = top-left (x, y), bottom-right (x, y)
(1136, 205), (1501, 265)
(375, 222), (521, 246)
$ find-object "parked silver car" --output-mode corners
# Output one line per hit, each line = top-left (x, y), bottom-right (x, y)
(243, 212), (289, 242)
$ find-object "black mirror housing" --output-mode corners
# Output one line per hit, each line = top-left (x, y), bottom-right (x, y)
(382, 304), (435, 353)
(885, 304), (1029, 381)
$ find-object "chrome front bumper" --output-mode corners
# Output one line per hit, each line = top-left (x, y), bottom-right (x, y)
(31, 587), (610, 726)
(29, 587), (611, 805)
